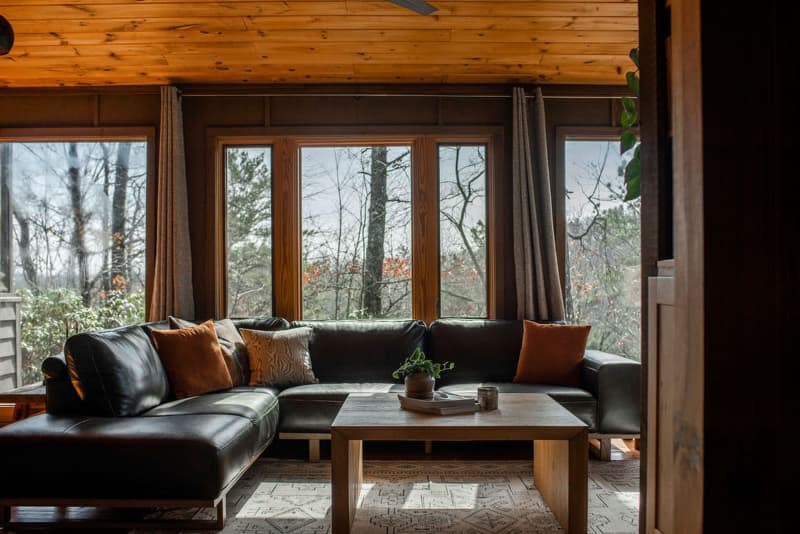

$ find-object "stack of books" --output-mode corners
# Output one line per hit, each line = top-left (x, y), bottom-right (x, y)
(397, 391), (479, 415)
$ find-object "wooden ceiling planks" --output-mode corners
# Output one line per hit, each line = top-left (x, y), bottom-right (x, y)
(0, 0), (639, 87)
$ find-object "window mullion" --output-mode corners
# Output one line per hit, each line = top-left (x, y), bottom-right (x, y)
(273, 137), (302, 321)
(411, 137), (439, 324)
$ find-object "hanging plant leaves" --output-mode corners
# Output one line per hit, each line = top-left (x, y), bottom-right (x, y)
(626, 72), (640, 97)
(0, 15), (14, 56)
(621, 96), (637, 115)
(624, 157), (641, 201)
(621, 131), (638, 154)
(619, 47), (641, 202)
(629, 48), (640, 69)
(621, 109), (636, 130)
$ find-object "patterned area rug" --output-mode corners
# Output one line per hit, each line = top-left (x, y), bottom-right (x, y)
(144, 459), (639, 533)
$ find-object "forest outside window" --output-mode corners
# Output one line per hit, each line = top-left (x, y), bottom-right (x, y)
(438, 145), (487, 318)
(0, 140), (148, 386)
(563, 137), (640, 360)
(301, 146), (412, 320)
(225, 146), (273, 317)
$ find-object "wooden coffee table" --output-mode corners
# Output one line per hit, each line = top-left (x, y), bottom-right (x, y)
(330, 392), (588, 534)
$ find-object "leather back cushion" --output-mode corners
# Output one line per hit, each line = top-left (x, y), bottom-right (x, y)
(291, 320), (426, 382)
(233, 317), (291, 332)
(428, 319), (523, 385)
(65, 325), (170, 416)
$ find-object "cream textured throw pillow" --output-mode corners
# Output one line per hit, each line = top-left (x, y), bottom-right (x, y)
(240, 327), (318, 387)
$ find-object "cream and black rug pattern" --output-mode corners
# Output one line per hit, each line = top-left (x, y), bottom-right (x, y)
(146, 458), (639, 534)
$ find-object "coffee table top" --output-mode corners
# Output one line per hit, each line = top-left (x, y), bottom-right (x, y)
(331, 392), (587, 441)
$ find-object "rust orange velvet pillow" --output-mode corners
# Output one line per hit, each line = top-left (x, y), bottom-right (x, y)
(150, 320), (233, 399)
(512, 320), (591, 387)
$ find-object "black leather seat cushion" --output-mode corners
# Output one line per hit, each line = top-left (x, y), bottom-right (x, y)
(144, 386), (279, 445)
(0, 388), (279, 500)
(440, 382), (598, 432)
(64, 324), (171, 416)
(277, 383), (405, 434)
(291, 320), (425, 383)
(428, 319), (523, 385)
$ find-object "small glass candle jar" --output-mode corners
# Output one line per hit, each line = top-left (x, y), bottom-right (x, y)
(477, 386), (499, 411)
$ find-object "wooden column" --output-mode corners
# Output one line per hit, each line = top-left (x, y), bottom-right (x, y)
(411, 137), (439, 324)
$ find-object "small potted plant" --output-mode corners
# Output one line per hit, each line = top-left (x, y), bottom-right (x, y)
(392, 348), (454, 399)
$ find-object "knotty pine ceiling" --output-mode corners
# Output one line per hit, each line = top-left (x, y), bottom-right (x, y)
(0, 1), (639, 88)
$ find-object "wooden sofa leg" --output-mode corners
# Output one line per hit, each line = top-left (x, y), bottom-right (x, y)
(424, 440), (432, 455)
(309, 439), (321, 463)
(215, 496), (227, 530)
(599, 437), (612, 461)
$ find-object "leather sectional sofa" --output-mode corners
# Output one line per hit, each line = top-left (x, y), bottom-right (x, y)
(0, 317), (640, 529)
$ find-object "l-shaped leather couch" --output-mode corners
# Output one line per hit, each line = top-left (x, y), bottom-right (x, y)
(0, 317), (640, 529)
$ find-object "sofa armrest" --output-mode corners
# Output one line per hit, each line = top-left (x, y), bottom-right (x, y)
(41, 353), (85, 415)
(580, 349), (641, 435)
(42, 353), (68, 380)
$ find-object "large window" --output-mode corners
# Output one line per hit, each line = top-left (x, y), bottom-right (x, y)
(439, 145), (487, 317)
(301, 146), (412, 319)
(220, 134), (496, 322)
(0, 140), (148, 385)
(564, 138), (640, 360)
(225, 146), (273, 317)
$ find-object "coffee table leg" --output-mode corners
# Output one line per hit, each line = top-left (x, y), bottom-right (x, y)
(533, 431), (588, 533)
(331, 430), (363, 534)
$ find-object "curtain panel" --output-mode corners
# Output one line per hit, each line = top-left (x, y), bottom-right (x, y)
(148, 86), (195, 321)
(511, 87), (565, 321)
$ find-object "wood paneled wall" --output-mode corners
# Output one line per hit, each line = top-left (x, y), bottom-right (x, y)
(0, 86), (619, 322)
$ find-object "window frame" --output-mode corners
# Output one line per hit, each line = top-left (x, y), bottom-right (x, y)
(0, 126), (157, 302)
(213, 126), (502, 323)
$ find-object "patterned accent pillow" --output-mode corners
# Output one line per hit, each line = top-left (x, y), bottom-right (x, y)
(169, 316), (250, 386)
(240, 327), (318, 387)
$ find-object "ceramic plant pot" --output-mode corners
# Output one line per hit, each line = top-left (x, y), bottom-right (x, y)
(404, 372), (435, 399)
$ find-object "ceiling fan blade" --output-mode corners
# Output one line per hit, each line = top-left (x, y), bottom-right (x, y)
(386, 0), (438, 16)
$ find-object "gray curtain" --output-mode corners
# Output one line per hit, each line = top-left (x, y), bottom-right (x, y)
(511, 87), (565, 321)
(148, 86), (195, 321)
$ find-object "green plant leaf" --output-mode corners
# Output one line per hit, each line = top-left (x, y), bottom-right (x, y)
(626, 71), (640, 97)
(624, 173), (641, 201)
(624, 157), (641, 201)
(630, 47), (640, 69)
(620, 131), (638, 154)
(621, 109), (636, 129)
(621, 96), (637, 115)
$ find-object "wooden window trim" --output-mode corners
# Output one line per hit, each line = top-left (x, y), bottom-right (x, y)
(211, 126), (502, 323)
(0, 127), (157, 307)
(555, 126), (624, 297)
